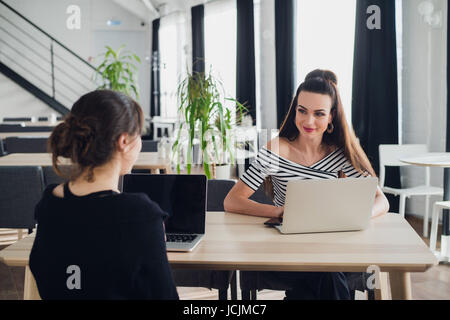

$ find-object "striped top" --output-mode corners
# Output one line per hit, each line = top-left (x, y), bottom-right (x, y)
(241, 146), (369, 207)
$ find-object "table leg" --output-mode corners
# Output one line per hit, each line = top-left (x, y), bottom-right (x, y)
(374, 272), (390, 300)
(24, 265), (41, 300)
(388, 272), (412, 300)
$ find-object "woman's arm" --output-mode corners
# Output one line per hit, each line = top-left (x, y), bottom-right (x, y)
(371, 185), (390, 218)
(224, 180), (283, 218)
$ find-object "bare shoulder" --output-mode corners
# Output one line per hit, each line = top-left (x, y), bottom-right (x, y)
(52, 184), (64, 198)
(265, 136), (290, 157)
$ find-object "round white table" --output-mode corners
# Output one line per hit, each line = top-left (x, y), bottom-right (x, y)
(400, 152), (450, 263)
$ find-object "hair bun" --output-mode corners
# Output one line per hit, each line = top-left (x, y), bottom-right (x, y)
(305, 69), (338, 86)
(66, 116), (96, 142)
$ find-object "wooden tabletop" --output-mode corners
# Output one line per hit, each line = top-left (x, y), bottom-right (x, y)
(400, 152), (450, 168)
(0, 132), (51, 139)
(1, 212), (437, 273)
(168, 212), (437, 273)
(0, 152), (171, 173)
(0, 121), (61, 127)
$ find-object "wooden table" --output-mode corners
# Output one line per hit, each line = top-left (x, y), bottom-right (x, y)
(0, 212), (437, 300)
(400, 152), (450, 263)
(0, 121), (61, 127)
(0, 152), (172, 174)
(0, 132), (51, 139)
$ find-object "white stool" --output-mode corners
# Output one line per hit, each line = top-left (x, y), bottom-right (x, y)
(429, 201), (450, 252)
(152, 117), (176, 140)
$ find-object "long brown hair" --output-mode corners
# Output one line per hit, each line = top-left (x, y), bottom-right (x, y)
(264, 69), (375, 199)
(49, 89), (144, 182)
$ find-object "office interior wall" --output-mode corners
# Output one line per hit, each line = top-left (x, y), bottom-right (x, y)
(0, 72), (54, 119)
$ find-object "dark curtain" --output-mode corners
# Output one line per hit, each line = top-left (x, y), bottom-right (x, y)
(275, 0), (295, 128)
(352, 0), (400, 211)
(236, 0), (256, 125)
(191, 5), (205, 75)
(150, 18), (160, 118)
(444, 1), (450, 235)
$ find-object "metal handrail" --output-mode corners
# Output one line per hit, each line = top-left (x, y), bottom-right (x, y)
(0, 52), (52, 91)
(0, 34), (91, 98)
(0, 0), (97, 72)
(0, 39), (51, 77)
(0, 0), (102, 110)
(0, 24), (51, 65)
(0, 14), (49, 51)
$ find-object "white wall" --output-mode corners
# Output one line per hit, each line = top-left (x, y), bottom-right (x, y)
(0, 72), (54, 119)
(401, 0), (447, 218)
(1, 0), (151, 116)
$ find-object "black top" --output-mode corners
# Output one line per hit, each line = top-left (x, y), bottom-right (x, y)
(29, 183), (179, 300)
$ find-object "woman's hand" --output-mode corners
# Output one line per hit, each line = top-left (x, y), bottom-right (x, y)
(274, 206), (284, 218)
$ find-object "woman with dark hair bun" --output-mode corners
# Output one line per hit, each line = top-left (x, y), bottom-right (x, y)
(224, 69), (389, 300)
(29, 90), (179, 300)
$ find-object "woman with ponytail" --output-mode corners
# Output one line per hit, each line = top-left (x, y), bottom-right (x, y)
(29, 90), (178, 300)
(224, 69), (389, 300)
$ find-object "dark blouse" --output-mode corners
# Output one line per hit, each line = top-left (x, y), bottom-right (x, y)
(29, 183), (179, 300)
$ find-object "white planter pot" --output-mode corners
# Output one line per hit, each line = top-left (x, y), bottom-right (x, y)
(215, 164), (231, 179)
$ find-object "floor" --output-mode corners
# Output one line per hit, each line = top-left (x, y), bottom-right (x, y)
(0, 215), (449, 300)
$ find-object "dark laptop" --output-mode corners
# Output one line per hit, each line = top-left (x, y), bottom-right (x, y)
(122, 174), (207, 252)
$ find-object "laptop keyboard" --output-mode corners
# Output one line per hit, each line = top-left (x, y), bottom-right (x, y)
(166, 234), (197, 243)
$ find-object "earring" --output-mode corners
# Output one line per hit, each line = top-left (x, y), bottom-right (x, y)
(327, 123), (334, 134)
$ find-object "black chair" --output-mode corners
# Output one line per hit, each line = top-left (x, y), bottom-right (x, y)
(239, 185), (375, 300)
(11, 126), (55, 132)
(131, 141), (159, 174)
(0, 138), (6, 156)
(42, 166), (66, 187)
(2, 117), (32, 122)
(0, 166), (44, 234)
(141, 140), (158, 152)
(4, 137), (49, 153)
(171, 179), (237, 300)
(0, 124), (24, 132)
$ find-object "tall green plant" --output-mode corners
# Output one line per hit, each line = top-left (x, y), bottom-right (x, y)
(94, 45), (141, 99)
(173, 70), (247, 179)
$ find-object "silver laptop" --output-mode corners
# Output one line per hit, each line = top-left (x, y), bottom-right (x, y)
(122, 174), (207, 251)
(268, 177), (378, 234)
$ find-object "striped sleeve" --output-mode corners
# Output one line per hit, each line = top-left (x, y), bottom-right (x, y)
(240, 148), (275, 191)
(340, 157), (370, 178)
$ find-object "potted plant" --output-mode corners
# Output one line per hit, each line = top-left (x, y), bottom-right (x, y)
(94, 45), (141, 100)
(172, 69), (247, 179)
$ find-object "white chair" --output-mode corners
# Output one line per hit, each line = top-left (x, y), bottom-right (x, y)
(151, 116), (176, 140)
(429, 201), (449, 252)
(379, 144), (443, 237)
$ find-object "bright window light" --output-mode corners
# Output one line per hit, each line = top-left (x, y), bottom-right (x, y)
(296, 0), (356, 125)
(204, 0), (237, 114)
(159, 13), (186, 119)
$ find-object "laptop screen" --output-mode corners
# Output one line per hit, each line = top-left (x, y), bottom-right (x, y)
(122, 174), (207, 234)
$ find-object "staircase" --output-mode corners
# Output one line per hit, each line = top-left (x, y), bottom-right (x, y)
(0, 0), (99, 115)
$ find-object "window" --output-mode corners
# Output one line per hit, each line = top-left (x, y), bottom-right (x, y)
(159, 12), (186, 119)
(204, 0), (237, 115)
(296, 0), (357, 125)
